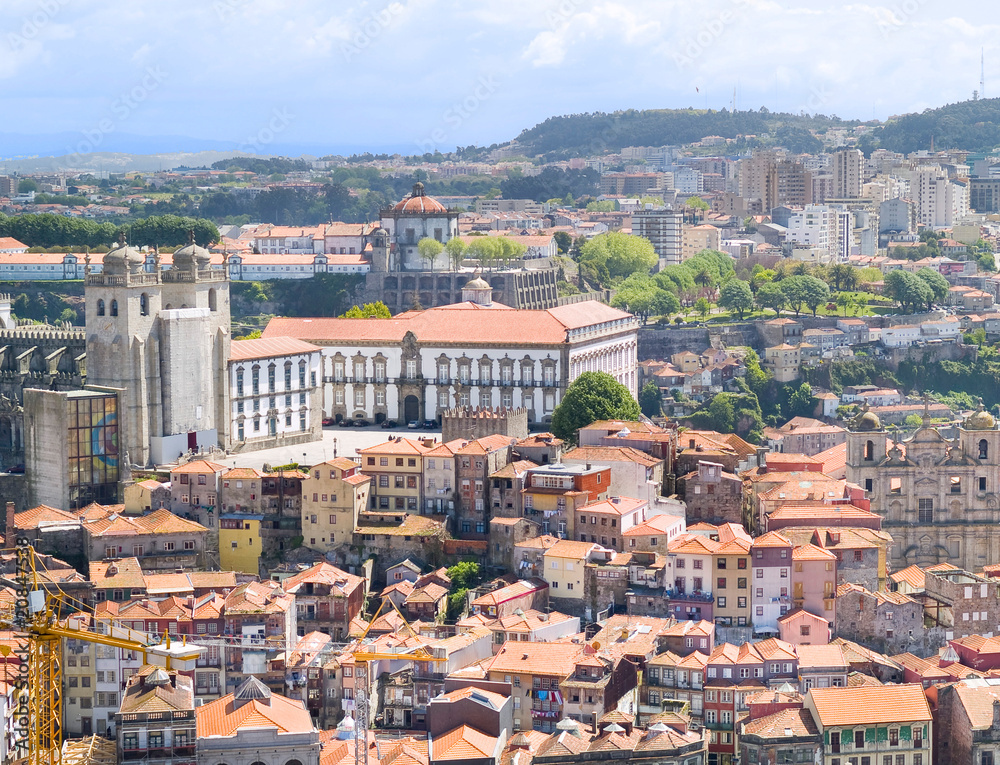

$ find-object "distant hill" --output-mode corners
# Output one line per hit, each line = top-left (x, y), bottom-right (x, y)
(863, 98), (1000, 155)
(509, 108), (866, 158)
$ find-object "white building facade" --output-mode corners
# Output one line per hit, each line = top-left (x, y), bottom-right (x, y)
(262, 298), (639, 426)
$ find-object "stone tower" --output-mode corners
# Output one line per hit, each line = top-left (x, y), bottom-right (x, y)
(371, 227), (391, 273)
(85, 236), (231, 466)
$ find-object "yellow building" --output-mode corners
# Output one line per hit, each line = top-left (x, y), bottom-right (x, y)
(358, 437), (433, 513)
(542, 539), (604, 600)
(711, 523), (753, 628)
(219, 513), (263, 575)
(682, 223), (722, 261)
(123, 478), (169, 515)
(302, 457), (372, 551)
(763, 343), (801, 383)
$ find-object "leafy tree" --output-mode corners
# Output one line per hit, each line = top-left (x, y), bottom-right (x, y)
(784, 382), (817, 419)
(340, 301), (391, 318)
(883, 269), (933, 312)
(445, 237), (466, 270)
(828, 263), (858, 292)
(748, 265), (775, 295)
(743, 349), (770, 397)
(639, 381), (662, 417)
(234, 328), (263, 340)
(579, 232), (657, 284)
(756, 282), (786, 316)
(446, 561), (481, 589)
(780, 274), (830, 317)
(718, 279), (754, 319)
(685, 196), (710, 212)
(903, 414), (923, 427)
(586, 200), (617, 212)
(495, 237), (527, 267)
(551, 372), (641, 443)
(707, 393), (736, 432)
(17, 179), (38, 193)
(694, 297), (711, 320)
(611, 273), (679, 324)
(915, 267), (949, 307)
(466, 237), (499, 271)
(417, 237), (444, 271)
(553, 231), (572, 255)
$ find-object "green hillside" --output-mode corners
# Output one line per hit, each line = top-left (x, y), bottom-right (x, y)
(862, 98), (1000, 155)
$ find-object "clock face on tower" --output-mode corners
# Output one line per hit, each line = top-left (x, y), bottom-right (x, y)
(101, 320), (114, 333)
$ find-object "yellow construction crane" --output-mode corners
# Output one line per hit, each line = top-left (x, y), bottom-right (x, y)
(7, 537), (205, 765)
(351, 597), (446, 765)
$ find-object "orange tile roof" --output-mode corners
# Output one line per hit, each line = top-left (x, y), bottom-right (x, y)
(488, 641), (583, 677)
(562, 446), (662, 468)
(623, 515), (683, 536)
(742, 707), (818, 738)
(792, 543), (836, 561)
(807, 684), (931, 727)
(196, 689), (315, 736)
(90, 558), (146, 589)
(282, 562), (365, 596)
(170, 459), (226, 474)
(358, 438), (434, 456)
(263, 301), (632, 347)
(890, 565), (926, 590)
(431, 724), (499, 761)
(229, 337), (321, 362)
(752, 531), (792, 548)
(15, 505), (76, 529)
(222, 468), (265, 480)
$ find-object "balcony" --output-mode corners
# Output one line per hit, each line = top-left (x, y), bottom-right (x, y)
(666, 589), (714, 603)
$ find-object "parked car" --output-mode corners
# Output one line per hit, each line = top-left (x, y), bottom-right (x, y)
(381, 419), (398, 429)
(407, 420), (420, 429)
(338, 419), (352, 428)
(423, 420), (437, 430)
(353, 419), (371, 427)
(322, 417), (335, 427)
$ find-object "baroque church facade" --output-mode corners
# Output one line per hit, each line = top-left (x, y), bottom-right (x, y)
(845, 402), (1000, 571)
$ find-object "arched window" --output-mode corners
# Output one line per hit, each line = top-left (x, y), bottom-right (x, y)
(110, 300), (118, 317)
(97, 299), (105, 317)
(284, 362), (293, 390)
(980, 439), (989, 460)
(864, 440), (874, 461)
(209, 288), (218, 312)
(139, 293), (149, 316)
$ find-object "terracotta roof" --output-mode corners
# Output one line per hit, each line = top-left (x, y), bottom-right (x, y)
(456, 434), (516, 455)
(358, 438), (434, 456)
(120, 668), (194, 715)
(222, 467), (265, 480)
(15, 505), (76, 529)
(472, 579), (546, 608)
(890, 565), (926, 590)
(170, 459), (226, 474)
(263, 301), (633, 348)
(230, 337), (321, 361)
(488, 641), (583, 677)
(196, 689), (315, 736)
(956, 683), (1000, 729)
(545, 539), (602, 559)
(742, 707), (818, 738)
(90, 558), (146, 589)
(562, 446), (662, 468)
(282, 562), (365, 596)
(752, 531), (792, 548)
(796, 644), (847, 669)
(354, 513), (445, 538)
(578, 496), (647, 517)
(188, 571), (238, 590)
(623, 515), (683, 536)
(791, 543), (837, 562)
(807, 684), (931, 727)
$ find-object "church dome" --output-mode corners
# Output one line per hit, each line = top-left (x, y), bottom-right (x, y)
(463, 272), (491, 291)
(392, 182), (448, 214)
(965, 400), (996, 431)
(173, 237), (212, 270)
(103, 238), (145, 275)
(852, 406), (882, 432)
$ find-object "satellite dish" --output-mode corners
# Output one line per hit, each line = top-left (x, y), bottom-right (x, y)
(591, 640), (601, 650)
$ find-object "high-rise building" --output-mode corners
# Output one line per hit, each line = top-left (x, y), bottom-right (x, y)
(832, 149), (864, 199)
(631, 208), (682, 269)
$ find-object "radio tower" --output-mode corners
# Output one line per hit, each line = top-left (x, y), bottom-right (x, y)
(982, 48), (986, 100)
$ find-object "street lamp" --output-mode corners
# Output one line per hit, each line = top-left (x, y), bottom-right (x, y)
(334, 437), (338, 459)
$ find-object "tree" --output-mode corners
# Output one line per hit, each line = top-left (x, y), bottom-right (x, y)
(916, 267), (949, 307)
(466, 237), (499, 271)
(719, 279), (754, 319)
(743, 349), (770, 396)
(446, 561), (481, 589)
(694, 297), (711, 320)
(884, 269), (933, 312)
(495, 236), (527, 267)
(784, 382), (817, 419)
(578, 231), (657, 284)
(611, 273), (679, 324)
(17, 179), (39, 193)
(417, 237), (444, 271)
(780, 274), (830, 317)
(340, 301), (391, 318)
(756, 282), (786, 317)
(553, 231), (572, 255)
(639, 381), (662, 417)
(748, 265), (775, 295)
(551, 371), (641, 443)
(828, 263), (858, 292)
(836, 291), (853, 316)
(445, 237), (466, 270)
(685, 196), (710, 212)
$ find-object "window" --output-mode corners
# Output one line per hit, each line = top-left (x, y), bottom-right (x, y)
(864, 440), (874, 461)
(717, 596), (726, 607)
(110, 299), (118, 317)
(855, 730), (865, 749)
(96, 299), (105, 316)
(890, 477), (902, 494)
(980, 439), (989, 460)
(889, 729), (898, 747)
(980, 476), (988, 492)
(918, 498), (933, 523)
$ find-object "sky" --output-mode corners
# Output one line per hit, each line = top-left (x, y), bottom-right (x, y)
(0, 0), (997, 157)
